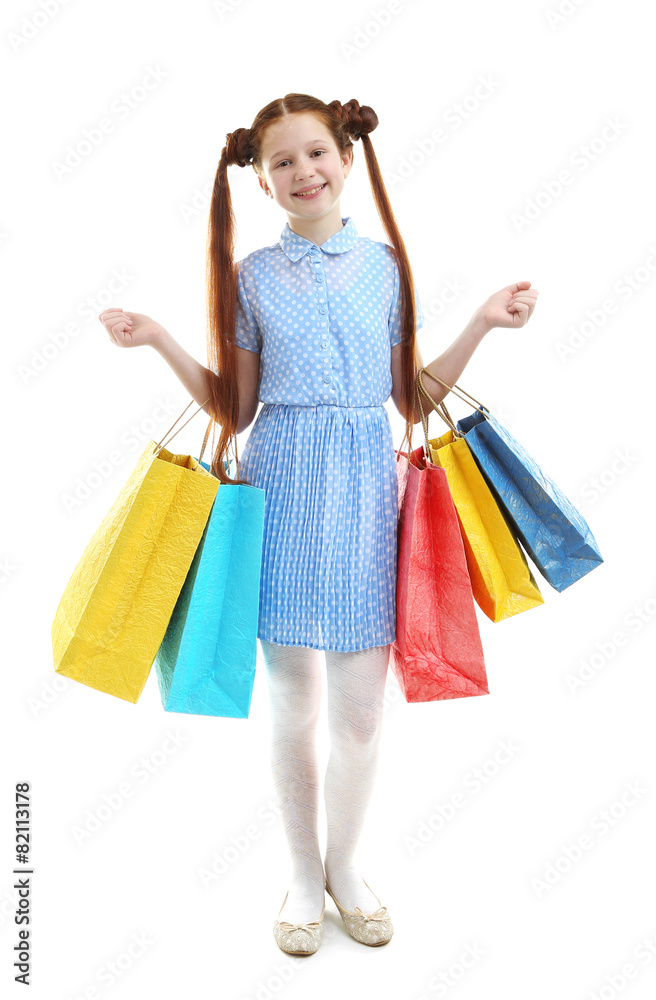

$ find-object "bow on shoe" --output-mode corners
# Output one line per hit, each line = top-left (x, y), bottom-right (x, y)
(277, 919), (323, 932)
(352, 905), (389, 922)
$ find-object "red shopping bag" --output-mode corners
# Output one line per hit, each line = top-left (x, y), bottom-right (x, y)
(391, 441), (489, 702)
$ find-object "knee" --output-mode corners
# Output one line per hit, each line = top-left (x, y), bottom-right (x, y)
(329, 712), (384, 757)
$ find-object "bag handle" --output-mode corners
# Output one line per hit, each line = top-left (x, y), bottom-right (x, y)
(396, 371), (463, 461)
(415, 374), (461, 439)
(416, 373), (441, 455)
(417, 368), (492, 443)
(438, 398), (461, 434)
(154, 396), (241, 477)
(399, 368), (491, 461)
(155, 397), (211, 455)
(418, 369), (489, 413)
(197, 417), (213, 468)
(196, 415), (241, 477)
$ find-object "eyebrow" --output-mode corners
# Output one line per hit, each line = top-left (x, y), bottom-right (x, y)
(268, 139), (328, 163)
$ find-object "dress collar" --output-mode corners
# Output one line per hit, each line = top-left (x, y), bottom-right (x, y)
(279, 216), (359, 262)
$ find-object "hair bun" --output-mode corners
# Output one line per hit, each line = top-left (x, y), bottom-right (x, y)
(224, 128), (252, 167)
(332, 99), (378, 139)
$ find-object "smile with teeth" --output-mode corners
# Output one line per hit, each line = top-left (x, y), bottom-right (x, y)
(293, 183), (326, 197)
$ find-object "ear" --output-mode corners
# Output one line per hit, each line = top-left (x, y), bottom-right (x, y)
(342, 147), (354, 176)
(258, 174), (272, 198)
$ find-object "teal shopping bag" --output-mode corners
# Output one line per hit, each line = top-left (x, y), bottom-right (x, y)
(154, 457), (265, 717)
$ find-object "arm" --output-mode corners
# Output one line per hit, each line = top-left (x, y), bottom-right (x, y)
(152, 328), (216, 416)
(98, 308), (260, 433)
(152, 329), (260, 434)
(391, 309), (491, 425)
(391, 280), (539, 424)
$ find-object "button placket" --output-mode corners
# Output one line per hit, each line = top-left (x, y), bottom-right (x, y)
(309, 248), (331, 391)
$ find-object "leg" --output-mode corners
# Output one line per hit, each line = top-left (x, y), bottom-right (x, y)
(323, 643), (391, 912)
(260, 639), (325, 924)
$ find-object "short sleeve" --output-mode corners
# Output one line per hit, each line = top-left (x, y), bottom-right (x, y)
(389, 261), (425, 347)
(234, 266), (262, 354)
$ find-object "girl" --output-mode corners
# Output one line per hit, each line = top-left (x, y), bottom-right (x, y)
(99, 94), (537, 956)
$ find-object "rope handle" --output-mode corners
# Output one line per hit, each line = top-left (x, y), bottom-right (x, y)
(155, 397), (211, 454)
(412, 374), (458, 438)
(154, 396), (240, 478)
(396, 376), (455, 463)
(196, 413), (241, 477)
(418, 368), (489, 413)
(417, 368), (491, 454)
(397, 368), (491, 464)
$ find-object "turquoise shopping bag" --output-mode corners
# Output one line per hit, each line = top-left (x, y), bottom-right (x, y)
(154, 456), (265, 718)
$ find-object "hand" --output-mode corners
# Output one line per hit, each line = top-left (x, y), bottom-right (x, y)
(98, 308), (166, 348)
(479, 280), (539, 330)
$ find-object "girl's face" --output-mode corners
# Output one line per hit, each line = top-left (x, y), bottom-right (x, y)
(257, 113), (353, 221)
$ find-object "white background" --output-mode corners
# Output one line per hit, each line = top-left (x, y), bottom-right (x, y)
(2, 0), (655, 997)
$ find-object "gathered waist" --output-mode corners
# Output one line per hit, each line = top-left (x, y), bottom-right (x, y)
(260, 402), (386, 411)
(249, 400), (394, 439)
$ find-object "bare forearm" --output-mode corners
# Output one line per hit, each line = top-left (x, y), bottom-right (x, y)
(412, 308), (491, 422)
(151, 328), (219, 418)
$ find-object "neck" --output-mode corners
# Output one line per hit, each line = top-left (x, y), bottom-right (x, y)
(286, 208), (346, 247)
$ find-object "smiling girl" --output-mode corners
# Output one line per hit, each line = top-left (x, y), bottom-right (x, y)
(99, 93), (537, 956)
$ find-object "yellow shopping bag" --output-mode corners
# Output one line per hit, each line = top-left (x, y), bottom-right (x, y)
(52, 399), (220, 703)
(417, 374), (544, 622)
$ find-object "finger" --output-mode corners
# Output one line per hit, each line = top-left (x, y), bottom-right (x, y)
(508, 293), (537, 310)
(101, 314), (133, 332)
(508, 302), (528, 319)
(99, 309), (132, 325)
(108, 320), (130, 337)
(508, 280), (532, 294)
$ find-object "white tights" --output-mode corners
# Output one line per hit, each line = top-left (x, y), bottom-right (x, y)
(260, 639), (390, 924)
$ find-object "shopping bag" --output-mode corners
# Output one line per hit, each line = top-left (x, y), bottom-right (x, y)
(419, 371), (603, 592)
(52, 399), (219, 704)
(391, 426), (489, 703)
(154, 450), (265, 718)
(416, 373), (544, 622)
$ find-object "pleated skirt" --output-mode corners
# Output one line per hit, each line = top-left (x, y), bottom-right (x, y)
(238, 403), (399, 652)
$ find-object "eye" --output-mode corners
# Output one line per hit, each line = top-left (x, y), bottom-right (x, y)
(276, 150), (326, 168)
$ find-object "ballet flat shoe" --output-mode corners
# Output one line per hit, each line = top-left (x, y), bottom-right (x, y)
(324, 878), (394, 946)
(273, 891), (325, 956)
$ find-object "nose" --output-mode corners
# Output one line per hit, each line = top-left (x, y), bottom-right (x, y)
(294, 154), (316, 179)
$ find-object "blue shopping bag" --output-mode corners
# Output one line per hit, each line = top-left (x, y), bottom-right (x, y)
(455, 407), (603, 592)
(154, 457), (265, 717)
(416, 371), (603, 593)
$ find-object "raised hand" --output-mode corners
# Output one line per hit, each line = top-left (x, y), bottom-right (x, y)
(98, 309), (166, 348)
(479, 280), (539, 330)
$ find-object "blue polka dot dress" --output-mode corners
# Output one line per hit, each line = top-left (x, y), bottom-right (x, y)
(233, 216), (424, 652)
